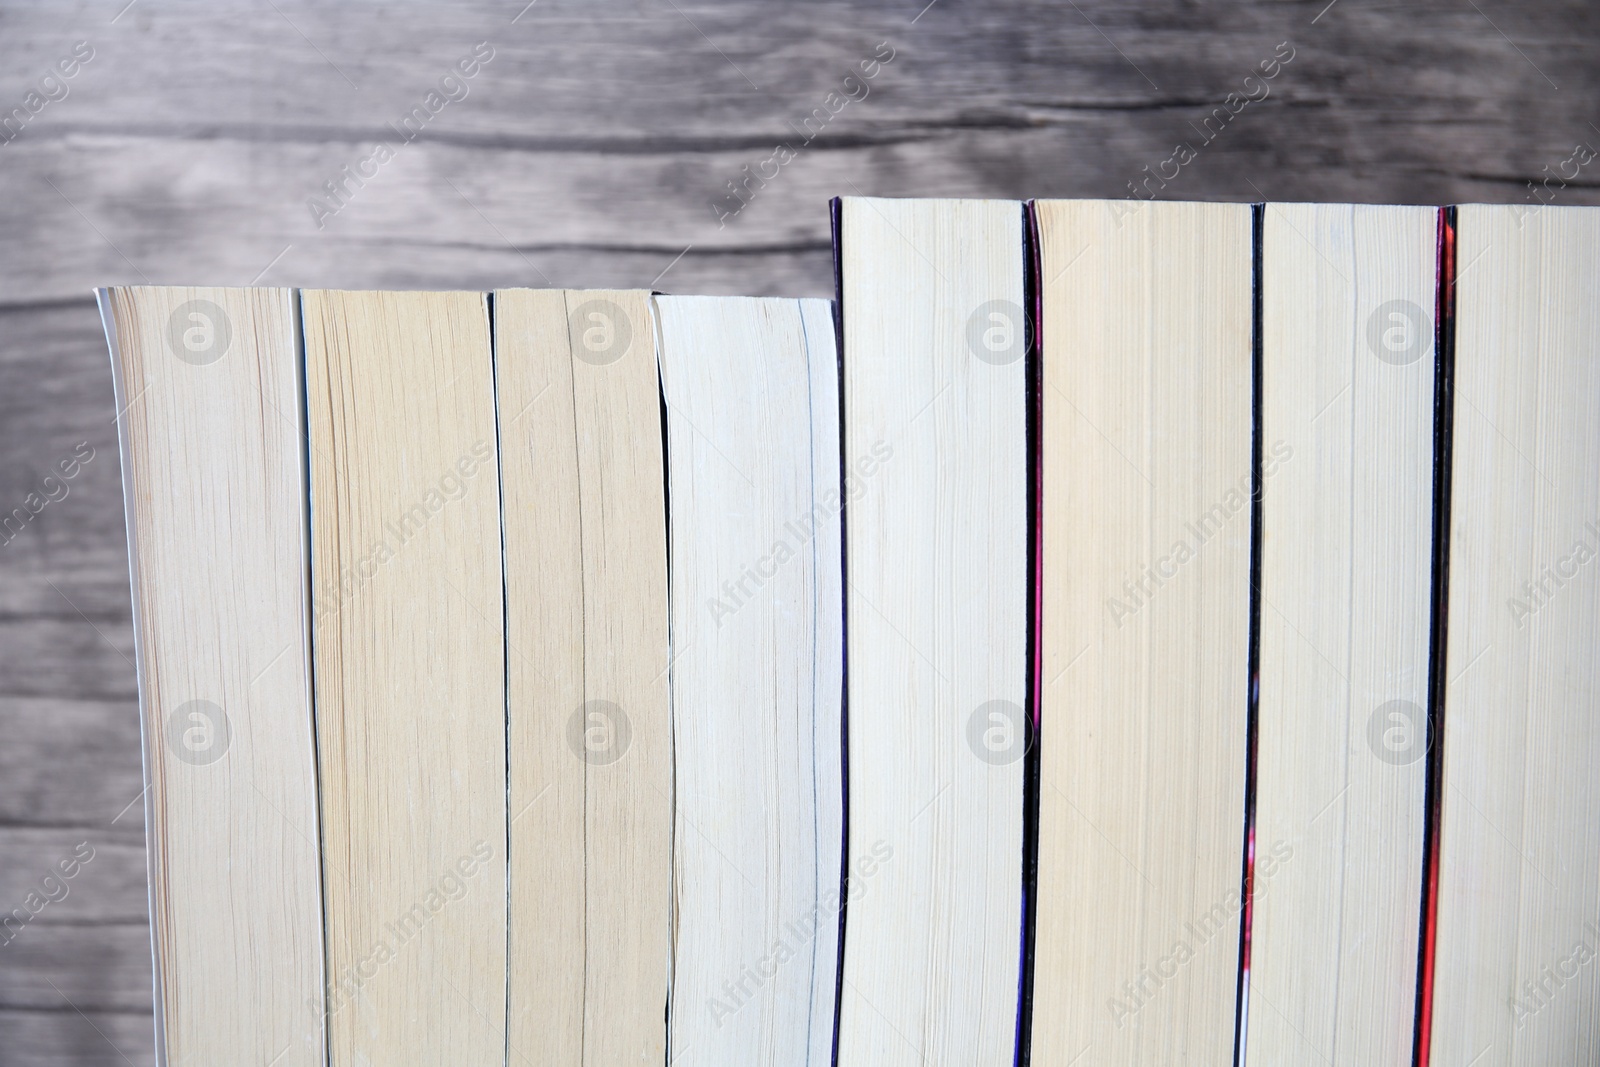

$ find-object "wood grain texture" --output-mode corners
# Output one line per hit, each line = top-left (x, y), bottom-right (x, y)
(5, 2), (1600, 1062)
(0, 1009), (158, 1067)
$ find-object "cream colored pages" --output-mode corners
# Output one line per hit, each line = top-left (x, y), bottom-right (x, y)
(1032, 200), (1252, 1065)
(495, 288), (672, 1066)
(1250, 204), (1433, 1065)
(302, 290), (507, 1065)
(1431, 206), (1600, 1065)
(100, 286), (325, 1066)
(656, 295), (843, 1067)
(836, 197), (1025, 1065)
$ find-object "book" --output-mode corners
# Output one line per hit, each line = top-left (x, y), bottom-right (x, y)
(493, 288), (672, 1065)
(834, 196), (1027, 1064)
(95, 198), (1600, 1067)
(98, 286), (325, 1065)
(1249, 203), (1436, 1064)
(1431, 205), (1600, 1063)
(301, 290), (508, 1065)
(1031, 199), (1253, 1064)
(654, 294), (844, 1066)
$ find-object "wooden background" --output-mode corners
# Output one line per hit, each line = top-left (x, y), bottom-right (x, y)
(1, 0), (1597, 1062)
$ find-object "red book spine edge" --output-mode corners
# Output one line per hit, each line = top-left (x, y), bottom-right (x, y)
(1414, 205), (1457, 1067)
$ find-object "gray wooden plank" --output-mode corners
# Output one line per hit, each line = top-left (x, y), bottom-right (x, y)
(0, 302), (131, 626)
(0, 830), (146, 923)
(0, 1), (1596, 304)
(0, 699), (143, 828)
(0, 1009), (157, 1067)
(0, 619), (136, 702)
(0, 923), (154, 1013)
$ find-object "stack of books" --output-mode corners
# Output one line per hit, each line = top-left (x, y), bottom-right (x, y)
(98, 198), (1600, 1066)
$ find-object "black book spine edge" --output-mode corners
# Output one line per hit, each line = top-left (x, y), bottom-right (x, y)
(1411, 204), (1457, 1067)
(827, 194), (851, 1067)
(1231, 202), (1266, 1067)
(1015, 199), (1043, 1067)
